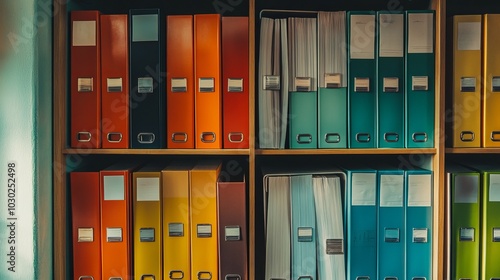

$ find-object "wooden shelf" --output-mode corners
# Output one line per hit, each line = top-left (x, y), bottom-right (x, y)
(446, 148), (500, 154)
(256, 148), (437, 155)
(63, 148), (251, 156)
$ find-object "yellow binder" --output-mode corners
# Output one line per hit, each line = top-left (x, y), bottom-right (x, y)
(483, 14), (500, 147)
(133, 166), (163, 280)
(162, 163), (193, 280)
(190, 161), (221, 280)
(453, 15), (482, 147)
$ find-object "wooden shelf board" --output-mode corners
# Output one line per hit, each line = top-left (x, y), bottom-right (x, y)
(63, 148), (251, 155)
(255, 148), (437, 155)
(446, 148), (500, 154)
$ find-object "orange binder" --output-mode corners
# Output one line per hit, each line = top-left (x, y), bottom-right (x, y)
(194, 14), (222, 149)
(101, 14), (129, 149)
(71, 10), (101, 149)
(70, 171), (102, 280)
(222, 16), (249, 149)
(167, 15), (195, 149)
(100, 163), (137, 280)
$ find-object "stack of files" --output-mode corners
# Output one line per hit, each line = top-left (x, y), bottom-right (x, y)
(451, 15), (482, 147)
(446, 163), (480, 280)
(288, 18), (318, 149)
(347, 11), (377, 148)
(317, 11), (348, 149)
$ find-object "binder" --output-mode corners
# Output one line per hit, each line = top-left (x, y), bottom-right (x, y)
(446, 164), (480, 280)
(318, 11), (348, 149)
(405, 169), (433, 280)
(129, 9), (165, 148)
(194, 14), (222, 149)
(377, 11), (405, 148)
(100, 163), (137, 280)
(162, 163), (193, 280)
(222, 16), (249, 149)
(377, 169), (405, 280)
(405, 11), (435, 148)
(483, 14), (500, 147)
(190, 161), (222, 280)
(452, 15), (482, 147)
(166, 15), (195, 149)
(70, 10), (101, 149)
(217, 174), (247, 280)
(133, 165), (163, 280)
(347, 11), (377, 148)
(480, 168), (500, 279)
(101, 14), (129, 149)
(70, 172), (101, 280)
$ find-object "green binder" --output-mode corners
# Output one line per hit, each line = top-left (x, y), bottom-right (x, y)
(482, 169), (500, 279)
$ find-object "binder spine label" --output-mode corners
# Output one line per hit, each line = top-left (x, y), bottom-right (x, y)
(132, 14), (159, 42)
(408, 13), (434, 54)
(224, 226), (241, 241)
(295, 77), (312, 92)
(168, 223), (184, 237)
(325, 73), (341, 88)
(489, 174), (500, 201)
(197, 224), (212, 237)
(140, 228), (155, 242)
(460, 77), (476, 92)
(454, 176), (478, 203)
(199, 77), (215, 92)
(138, 77), (154, 93)
(326, 239), (344, 255)
(384, 228), (400, 242)
(136, 178), (160, 201)
(379, 13), (404, 58)
(350, 14), (375, 59)
(351, 173), (376, 205)
(104, 175), (125, 201)
(107, 78), (123, 93)
(383, 77), (399, 93)
(412, 228), (428, 243)
(297, 227), (313, 242)
(412, 76), (429, 91)
(459, 228), (474, 241)
(228, 78), (244, 92)
(457, 22), (481, 51)
(171, 78), (188, 92)
(263, 75), (280, 90)
(354, 77), (370, 92)
(78, 228), (94, 242)
(73, 20), (97, 46)
(408, 174), (432, 207)
(106, 227), (123, 242)
(77, 78), (93, 92)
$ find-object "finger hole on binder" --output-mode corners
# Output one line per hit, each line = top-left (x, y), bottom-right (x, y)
(107, 132), (123, 143)
(201, 132), (216, 143)
(197, 271), (212, 280)
(491, 131), (500, 142)
(356, 133), (370, 143)
(172, 132), (188, 143)
(141, 274), (155, 280)
(225, 274), (241, 280)
(355, 277), (370, 280)
(296, 134), (312, 144)
(169, 270), (184, 280)
(460, 131), (474, 142)
(77, 132), (92, 142)
(325, 133), (341, 143)
(138, 133), (155, 144)
(298, 276), (313, 280)
(78, 276), (94, 280)
(412, 132), (428, 143)
(228, 132), (244, 143)
(384, 132), (399, 143)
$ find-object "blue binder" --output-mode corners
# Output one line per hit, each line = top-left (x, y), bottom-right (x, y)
(129, 9), (166, 148)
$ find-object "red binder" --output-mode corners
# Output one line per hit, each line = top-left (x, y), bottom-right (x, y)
(71, 11), (101, 149)
(222, 17), (249, 149)
(70, 172), (102, 280)
(167, 15), (195, 149)
(100, 14), (129, 149)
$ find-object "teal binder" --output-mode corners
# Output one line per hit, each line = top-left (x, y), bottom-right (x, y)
(289, 90), (318, 149)
(377, 11), (405, 148)
(405, 10), (435, 148)
(348, 11), (377, 148)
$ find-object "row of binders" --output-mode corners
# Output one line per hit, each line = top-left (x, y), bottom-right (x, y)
(264, 166), (433, 280)
(451, 14), (500, 148)
(258, 10), (435, 149)
(70, 161), (247, 280)
(447, 163), (500, 279)
(70, 10), (249, 150)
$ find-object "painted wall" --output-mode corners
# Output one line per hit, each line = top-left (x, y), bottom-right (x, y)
(0, 0), (53, 279)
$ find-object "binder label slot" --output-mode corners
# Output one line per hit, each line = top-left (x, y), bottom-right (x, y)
(73, 20), (96, 46)
(408, 13), (434, 54)
(104, 175), (125, 201)
(459, 228), (474, 242)
(493, 77), (500, 92)
(225, 274), (241, 280)
(295, 77), (312, 92)
(225, 226), (241, 241)
(107, 78), (123, 92)
(460, 131), (475, 142)
(106, 228), (123, 242)
(383, 77), (399, 92)
(350, 15), (376, 59)
(107, 132), (123, 143)
(140, 228), (155, 242)
(171, 78), (187, 92)
(325, 73), (341, 88)
(352, 173), (376, 206)
(326, 239), (344, 255)
(132, 14), (159, 42)
(354, 77), (370, 92)
(78, 78), (93, 92)
(380, 175), (404, 207)
(228, 78), (244, 92)
(197, 224), (212, 238)
(384, 228), (400, 243)
(168, 223), (184, 237)
(460, 77), (476, 92)
(494, 228), (500, 242)
(137, 178), (160, 201)
(379, 13), (404, 58)
(264, 75), (280, 90)
(412, 76), (429, 91)
(78, 228), (94, 242)
(298, 227), (313, 242)
(138, 77), (154, 93)
(458, 22), (481, 51)
(489, 174), (500, 202)
(199, 77), (215, 92)
(455, 175), (478, 203)
(412, 228), (428, 243)
(408, 174), (432, 207)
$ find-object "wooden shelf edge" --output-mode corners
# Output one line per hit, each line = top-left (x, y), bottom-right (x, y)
(63, 148), (251, 155)
(255, 148), (437, 155)
(445, 148), (500, 154)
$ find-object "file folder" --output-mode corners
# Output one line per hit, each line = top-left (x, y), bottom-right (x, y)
(190, 161), (222, 280)
(405, 169), (433, 280)
(166, 15), (195, 149)
(405, 11), (435, 148)
(452, 15), (482, 147)
(70, 171), (102, 280)
(318, 11), (348, 149)
(194, 14), (222, 149)
(222, 16), (249, 149)
(377, 11), (405, 148)
(101, 14), (129, 149)
(162, 163), (193, 280)
(217, 174), (247, 280)
(377, 169), (405, 280)
(446, 164), (480, 280)
(129, 9), (165, 148)
(483, 14), (500, 147)
(480, 168), (500, 279)
(347, 11), (377, 148)
(133, 165), (163, 280)
(100, 163), (137, 280)
(70, 10), (101, 149)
